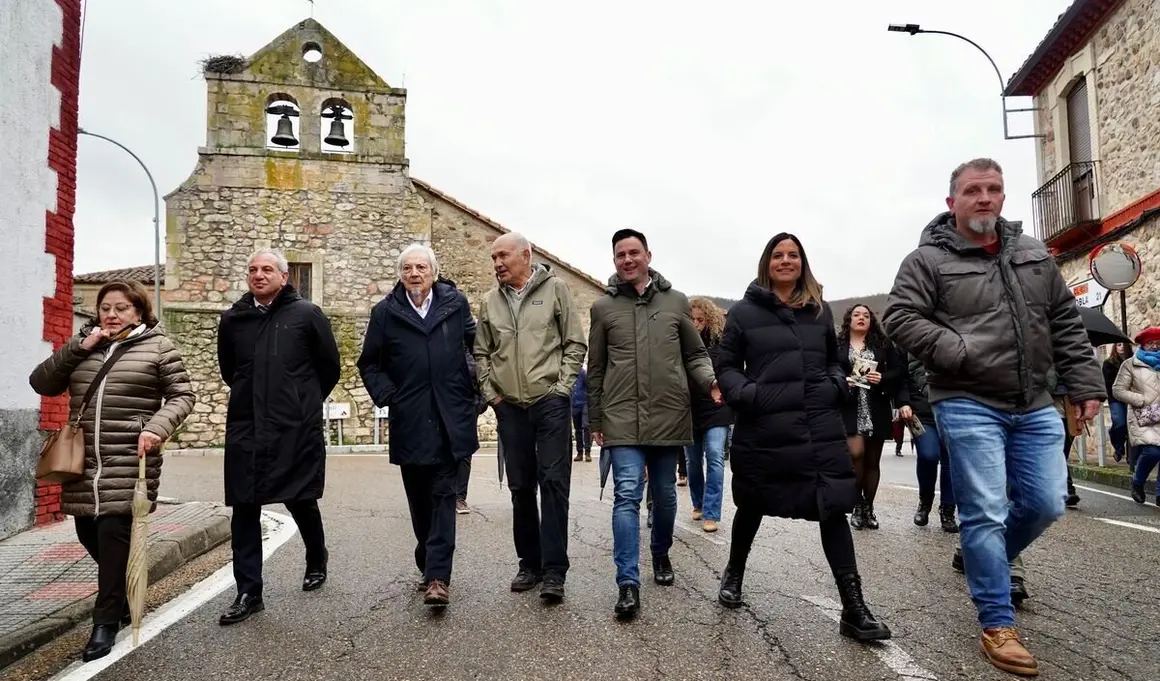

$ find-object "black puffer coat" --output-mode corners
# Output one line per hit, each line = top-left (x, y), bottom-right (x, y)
(836, 341), (909, 437)
(217, 285), (341, 506)
(716, 283), (857, 521)
(690, 334), (734, 431)
(357, 278), (480, 466)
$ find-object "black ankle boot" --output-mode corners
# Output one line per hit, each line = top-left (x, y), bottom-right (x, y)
(913, 501), (932, 527)
(82, 623), (118, 662)
(614, 585), (640, 618)
(718, 564), (745, 609)
(835, 573), (891, 641)
(863, 505), (879, 530)
(938, 505), (959, 533)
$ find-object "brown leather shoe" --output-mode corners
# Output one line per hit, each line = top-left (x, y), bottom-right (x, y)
(980, 628), (1038, 676)
(423, 580), (450, 607)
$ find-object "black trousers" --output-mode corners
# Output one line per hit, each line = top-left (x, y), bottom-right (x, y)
(75, 515), (133, 626)
(1063, 419), (1077, 496)
(456, 456), (472, 501)
(231, 499), (326, 598)
(401, 459), (459, 582)
(495, 394), (572, 579)
(728, 506), (858, 577)
(572, 408), (591, 455)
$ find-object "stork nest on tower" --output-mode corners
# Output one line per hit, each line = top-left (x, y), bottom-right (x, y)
(200, 54), (246, 74)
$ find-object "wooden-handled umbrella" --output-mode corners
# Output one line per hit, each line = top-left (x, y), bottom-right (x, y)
(126, 454), (151, 646)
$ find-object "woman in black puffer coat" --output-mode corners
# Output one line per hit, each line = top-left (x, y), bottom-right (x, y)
(714, 232), (890, 642)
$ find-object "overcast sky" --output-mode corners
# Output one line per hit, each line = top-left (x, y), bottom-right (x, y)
(73, 0), (1073, 300)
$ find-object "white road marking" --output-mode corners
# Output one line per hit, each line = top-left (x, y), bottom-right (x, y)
(49, 511), (299, 681)
(1072, 483), (1137, 503)
(1093, 517), (1160, 534)
(801, 594), (938, 680)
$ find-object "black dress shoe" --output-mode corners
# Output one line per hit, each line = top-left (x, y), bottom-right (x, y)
(510, 569), (543, 592)
(81, 624), (118, 662)
(614, 585), (640, 619)
(219, 594), (264, 626)
(652, 554), (674, 586)
(1010, 576), (1031, 606)
(540, 577), (565, 604)
(303, 550), (328, 591)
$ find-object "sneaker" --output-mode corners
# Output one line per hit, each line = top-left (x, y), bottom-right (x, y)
(456, 499), (469, 515)
(540, 577), (565, 604)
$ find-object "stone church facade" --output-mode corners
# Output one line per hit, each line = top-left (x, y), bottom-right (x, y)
(154, 19), (604, 448)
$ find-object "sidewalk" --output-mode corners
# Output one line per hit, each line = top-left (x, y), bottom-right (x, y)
(0, 500), (231, 669)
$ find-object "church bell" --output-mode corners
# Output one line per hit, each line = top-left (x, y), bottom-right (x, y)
(270, 114), (299, 147)
(324, 118), (349, 147)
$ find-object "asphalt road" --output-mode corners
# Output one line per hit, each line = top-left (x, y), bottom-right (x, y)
(56, 448), (1160, 680)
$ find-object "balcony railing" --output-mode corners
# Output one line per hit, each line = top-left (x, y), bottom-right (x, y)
(1031, 161), (1101, 243)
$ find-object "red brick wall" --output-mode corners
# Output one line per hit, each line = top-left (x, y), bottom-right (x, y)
(37, 0), (82, 526)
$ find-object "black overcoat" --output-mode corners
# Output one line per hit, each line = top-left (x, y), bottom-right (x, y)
(356, 279), (480, 466)
(836, 341), (909, 437)
(716, 283), (858, 521)
(217, 286), (341, 506)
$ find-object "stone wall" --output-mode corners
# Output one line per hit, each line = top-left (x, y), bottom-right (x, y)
(1033, 0), (1160, 216)
(1089, 0), (1160, 215)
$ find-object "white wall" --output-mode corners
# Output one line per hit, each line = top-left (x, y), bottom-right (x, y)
(0, 0), (62, 410)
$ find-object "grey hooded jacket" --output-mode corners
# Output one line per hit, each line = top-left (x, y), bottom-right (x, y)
(883, 212), (1104, 413)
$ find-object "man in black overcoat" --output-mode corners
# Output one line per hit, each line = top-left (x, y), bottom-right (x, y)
(216, 249), (342, 625)
(357, 244), (480, 607)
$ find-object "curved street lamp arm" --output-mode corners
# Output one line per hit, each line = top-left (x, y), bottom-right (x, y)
(77, 128), (163, 316)
(912, 29), (1006, 96)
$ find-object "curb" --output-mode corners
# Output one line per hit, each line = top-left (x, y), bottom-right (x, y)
(1069, 463), (1134, 491)
(0, 505), (232, 670)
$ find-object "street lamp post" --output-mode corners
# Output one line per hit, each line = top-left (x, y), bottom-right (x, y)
(887, 23), (1044, 141)
(77, 128), (163, 317)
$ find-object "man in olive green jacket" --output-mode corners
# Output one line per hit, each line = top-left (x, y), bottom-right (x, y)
(474, 232), (587, 603)
(588, 228), (719, 619)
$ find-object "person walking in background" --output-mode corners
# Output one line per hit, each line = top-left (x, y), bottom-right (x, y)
(357, 244), (480, 607)
(30, 280), (195, 662)
(905, 354), (958, 532)
(685, 297), (734, 533)
(458, 349), (489, 515)
(716, 233), (890, 642)
(885, 158), (1104, 676)
(475, 232), (587, 603)
(1113, 327), (1160, 506)
(1105, 342), (1134, 464)
(217, 249), (342, 626)
(1047, 367), (1082, 507)
(572, 365), (592, 462)
(587, 228), (720, 619)
(837, 304), (908, 530)
(891, 409), (908, 456)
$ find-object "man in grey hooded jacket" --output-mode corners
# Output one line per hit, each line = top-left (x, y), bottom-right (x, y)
(884, 158), (1104, 677)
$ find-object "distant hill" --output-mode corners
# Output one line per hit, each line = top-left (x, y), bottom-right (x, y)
(694, 293), (890, 329)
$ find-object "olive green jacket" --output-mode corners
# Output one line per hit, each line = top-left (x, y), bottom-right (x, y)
(587, 269), (716, 447)
(474, 264), (588, 406)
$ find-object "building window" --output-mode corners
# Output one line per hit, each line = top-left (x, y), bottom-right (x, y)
(288, 262), (313, 300)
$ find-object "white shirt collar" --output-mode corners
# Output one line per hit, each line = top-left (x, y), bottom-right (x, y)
(409, 290), (433, 318)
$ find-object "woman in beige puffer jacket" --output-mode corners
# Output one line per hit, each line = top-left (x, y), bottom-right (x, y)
(29, 280), (194, 662)
(1112, 327), (1160, 506)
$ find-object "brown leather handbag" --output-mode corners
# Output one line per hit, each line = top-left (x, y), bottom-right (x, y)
(35, 346), (129, 483)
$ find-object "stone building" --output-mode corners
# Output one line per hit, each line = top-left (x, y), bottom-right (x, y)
(1004, 0), (1160, 333)
(123, 19), (604, 449)
(1, 0), (82, 538)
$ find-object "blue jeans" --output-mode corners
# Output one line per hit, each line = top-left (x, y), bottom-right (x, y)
(684, 426), (728, 521)
(913, 421), (955, 507)
(933, 399), (1067, 629)
(609, 446), (679, 587)
(1133, 445), (1160, 494)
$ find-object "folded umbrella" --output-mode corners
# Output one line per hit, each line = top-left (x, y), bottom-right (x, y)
(1076, 305), (1131, 347)
(126, 455), (151, 646)
(497, 438), (505, 487)
(598, 447), (611, 500)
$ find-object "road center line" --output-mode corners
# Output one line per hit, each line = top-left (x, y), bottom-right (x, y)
(800, 594), (938, 681)
(49, 510), (299, 681)
(1093, 517), (1160, 534)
